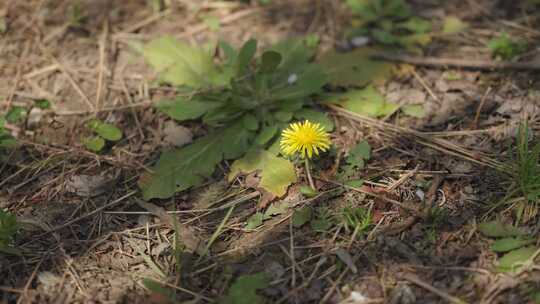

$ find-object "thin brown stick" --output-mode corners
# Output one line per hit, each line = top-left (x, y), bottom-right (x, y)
(402, 274), (468, 304)
(473, 87), (492, 129)
(372, 53), (540, 71)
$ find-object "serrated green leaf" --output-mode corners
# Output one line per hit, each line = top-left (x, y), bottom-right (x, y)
(319, 48), (394, 87)
(292, 207), (312, 227)
(402, 104), (425, 118)
(497, 246), (538, 273)
(491, 237), (535, 253)
(229, 150), (297, 197)
(294, 108), (334, 131)
(442, 16), (468, 34)
(87, 119), (122, 141)
(478, 220), (525, 238)
(246, 212), (264, 229)
(83, 136), (105, 152)
(323, 86), (398, 117)
(141, 36), (228, 87)
(139, 123), (252, 200)
(221, 272), (269, 304)
(255, 125), (278, 146)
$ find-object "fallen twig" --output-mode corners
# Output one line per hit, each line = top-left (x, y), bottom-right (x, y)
(372, 53), (540, 71)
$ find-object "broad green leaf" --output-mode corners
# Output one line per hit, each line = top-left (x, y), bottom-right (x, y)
(83, 136), (105, 152)
(0, 116), (5, 128)
(270, 64), (327, 101)
(478, 220), (525, 238)
(139, 123), (252, 200)
(236, 39), (257, 76)
(497, 246), (538, 273)
(294, 108), (334, 131)
(242, 113), (259, 131)
(491, 237), (535, 253)
(273, 111), (293, 122)
(263, 201), (289, 219)
(402, 104), (425, 118)
(269, 38), (314, 72)
(350, 141), (371, 161)
(319, 48), (394, 87)
(292, 207), (312, 227)
(229, 150), (297, 197)
(246, 212), (264, 229)
(87, 119), (122, 141)
(5, 106), (27, 123)
(442, 16), (468, 34)
(255, 125), (278, 146)
(300, 185), (319, 198)
(219, 40), (237, 65)
(156, 97), (222, 121)
(221, 272), (269, 304)
(141, 36), (227, 87)
(323, 86), (398, 117)
(260, 51), (282, 73)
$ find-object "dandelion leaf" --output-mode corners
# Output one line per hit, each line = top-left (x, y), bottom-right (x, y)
(319, 48), (394, 87)
(142, 36), (229, 87)
(323, 86), (398, 117)
(139, 123), (252, 200)
(229, 150), (297, 197)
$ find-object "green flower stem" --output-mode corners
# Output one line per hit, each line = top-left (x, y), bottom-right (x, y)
(304, 158), (316, 190)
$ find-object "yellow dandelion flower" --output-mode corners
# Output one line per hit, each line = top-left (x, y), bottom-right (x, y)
(280, 120), (331, 159)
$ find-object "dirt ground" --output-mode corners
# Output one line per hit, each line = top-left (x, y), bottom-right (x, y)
(1, 0), (540, 303)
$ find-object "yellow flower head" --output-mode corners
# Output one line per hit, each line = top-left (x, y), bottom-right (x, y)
(280, 120), (331, 159)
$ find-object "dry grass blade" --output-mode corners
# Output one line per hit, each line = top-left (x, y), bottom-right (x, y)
(329, 105), (508, 171)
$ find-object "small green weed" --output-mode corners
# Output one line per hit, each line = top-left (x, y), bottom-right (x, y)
(0, 209), (19, 255)
(487, 33), (527, 60)
(340, 206), (372, 236)
(478, 220), (538, 273)
(137, 37), (330, 200)
(491, 122), (540, 223)
(82, 119), (123, 152)
(345, 0), (432, 50)
(0, 116), (16, 149)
